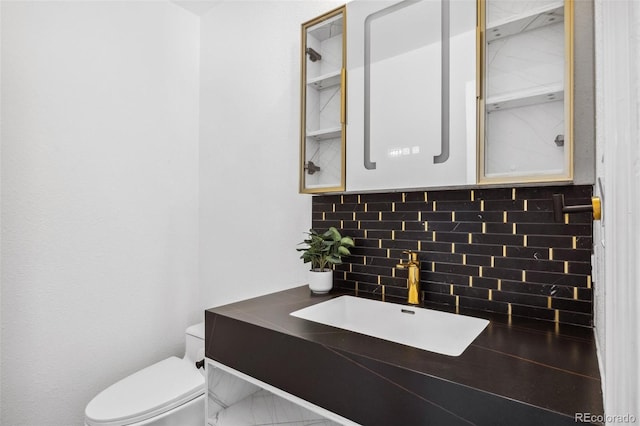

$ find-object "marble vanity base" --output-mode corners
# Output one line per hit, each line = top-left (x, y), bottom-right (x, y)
(209, 389), (341, 426)
(207, 359), (346, 426)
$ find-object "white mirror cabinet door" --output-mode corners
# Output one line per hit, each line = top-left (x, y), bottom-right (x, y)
(346, 0), (477, 192)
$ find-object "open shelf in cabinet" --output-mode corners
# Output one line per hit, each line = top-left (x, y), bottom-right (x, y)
(306, 126), (342, 141)
(304, 182), (341, 190)
(487, 2), (564, 43)
(307, 70), (342, 90)
(307, 13), (343, 42)
(486, 84), (564, 112)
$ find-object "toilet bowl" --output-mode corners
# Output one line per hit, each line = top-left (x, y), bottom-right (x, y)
(85, 323), (205, 426)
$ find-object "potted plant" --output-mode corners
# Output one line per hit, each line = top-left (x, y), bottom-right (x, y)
(297, 226), (355, 294)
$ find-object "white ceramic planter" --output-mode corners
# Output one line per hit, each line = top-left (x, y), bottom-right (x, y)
(307, 269), (333, 294)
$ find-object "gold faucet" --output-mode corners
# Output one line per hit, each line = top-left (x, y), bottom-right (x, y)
(396, 251), (421, 305)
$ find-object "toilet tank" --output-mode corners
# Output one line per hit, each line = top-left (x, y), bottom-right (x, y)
(184, 322), (205, 364)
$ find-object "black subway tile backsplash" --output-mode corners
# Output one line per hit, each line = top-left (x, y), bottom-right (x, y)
(455, 243), (504, 256)
(325, 211), (354, 221)
(511, 304), (557, 322)
(464, 254), (493, 267)
(484, 223), (515, 234)
(527, 235), (575, 249)
(312, 185), (594, 327)
(434, 200), (481, 211)
(493, 257), (565, 273)
(517, 223), (592, 236)
(433, 232), (471, 243)
(515, 185), (592, 200)
(552, 297), (593, 314)
(394, 201), (431, 212)
(471, 233), (524, 246)
(552, 248), (592, 262)
(559, 310), (593, 326)
(335, 202), (365, 212)
(423, 271), (470, 286)
(483, 199), (525, 211)
(434, 263), (480, 276)
(453, 285), (491, 300)
(505, 246), (550, 260)
(482, 267), (526, 282)
(568, 262), (593, 275)
(380, 239), (419, 250)
(527, 270), (589, 287)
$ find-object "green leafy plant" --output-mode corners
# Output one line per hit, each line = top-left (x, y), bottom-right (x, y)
(297, 227), (355, 271)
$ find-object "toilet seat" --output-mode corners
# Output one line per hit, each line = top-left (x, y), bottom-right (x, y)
(85, 356), (204, 426)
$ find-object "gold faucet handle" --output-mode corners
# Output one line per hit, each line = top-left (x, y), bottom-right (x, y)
(402, 250), (419, 263)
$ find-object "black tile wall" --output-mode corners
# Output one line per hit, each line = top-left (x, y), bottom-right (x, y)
(312, 185), (594, 327)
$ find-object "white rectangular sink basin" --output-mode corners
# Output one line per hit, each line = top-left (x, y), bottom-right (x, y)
(290, 296), (489, 356)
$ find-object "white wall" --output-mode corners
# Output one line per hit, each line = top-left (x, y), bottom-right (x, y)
(199, 1), (341, 309)
(593, 0), (640, 421)
(0, 0), (3, 416)
(1, 2), (200, 425)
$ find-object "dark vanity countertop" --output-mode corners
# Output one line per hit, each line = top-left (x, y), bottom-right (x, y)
(205, 286), (603, 426)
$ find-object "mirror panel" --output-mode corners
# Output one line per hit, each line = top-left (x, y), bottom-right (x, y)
(366, 0), (442, 171)
(347, 0), (476, 192)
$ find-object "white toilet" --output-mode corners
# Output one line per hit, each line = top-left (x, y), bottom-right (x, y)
(85, 323), (206, 426)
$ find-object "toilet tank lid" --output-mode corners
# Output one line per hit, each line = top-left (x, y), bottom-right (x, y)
(85, 356), (204, 426)
(186, 322), (204, 340)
